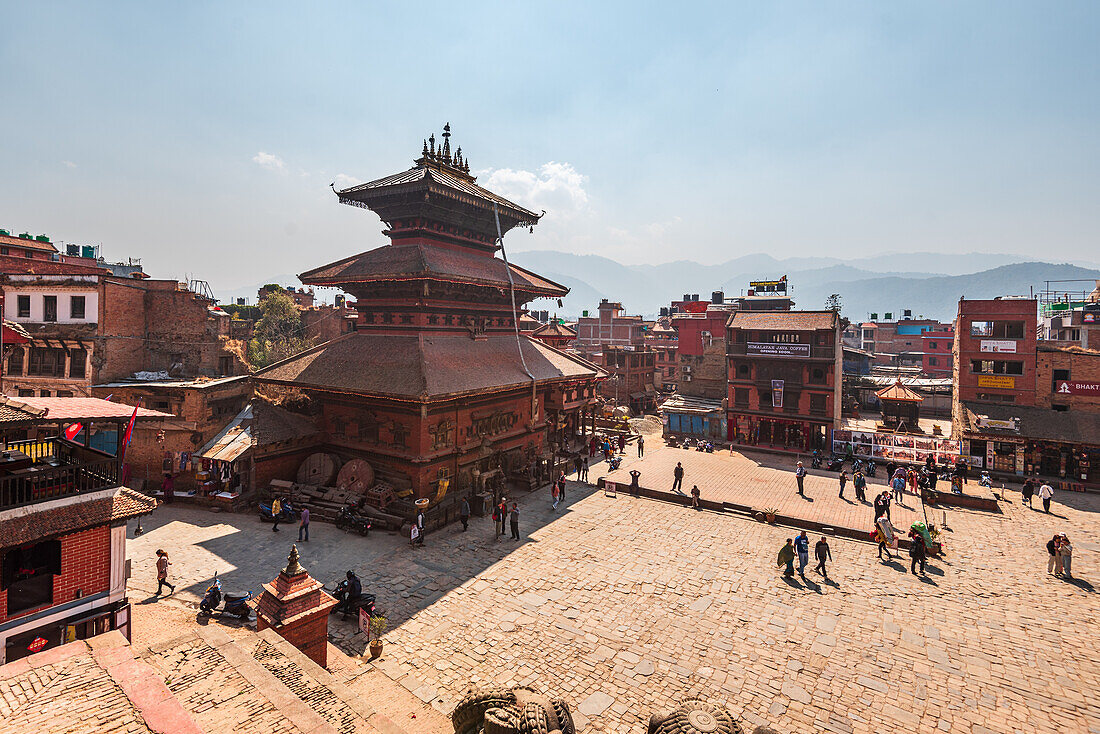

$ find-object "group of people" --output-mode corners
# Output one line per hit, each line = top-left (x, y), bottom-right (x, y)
(777, 531), (833, 579)
(1046, 534), (1074, 578)
(1021, 477), (1056, 513)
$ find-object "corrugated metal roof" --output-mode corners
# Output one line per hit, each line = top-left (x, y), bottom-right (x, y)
(0, 397), (172, 425)
(660, 394), (725, 415)
(198, 404), (252, 462)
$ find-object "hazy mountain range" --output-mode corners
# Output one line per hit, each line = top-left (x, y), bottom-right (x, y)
(215, 251), (1100, 324)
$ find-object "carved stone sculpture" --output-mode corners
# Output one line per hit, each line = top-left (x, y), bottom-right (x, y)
(647, 698), (743, 734)
(452, 686), (575, 734)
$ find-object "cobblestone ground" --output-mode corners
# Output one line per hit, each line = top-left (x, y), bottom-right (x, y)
(127, 470), (1099, 734)
(600, 442), (926, 534)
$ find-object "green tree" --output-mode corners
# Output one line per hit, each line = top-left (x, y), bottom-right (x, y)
(247, 289), (311, 368)
(825, 293), (843, 315)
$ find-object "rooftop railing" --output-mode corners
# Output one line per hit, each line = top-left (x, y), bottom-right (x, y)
(0, 437), (121, 511)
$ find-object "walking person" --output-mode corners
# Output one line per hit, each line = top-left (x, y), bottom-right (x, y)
(1021, 478), (1035, 508)
(415, 508), (426, 546)
(1046, 535), (1060, 575)
(794, 531), (810, 577)
(493, 500), (504, 540)
(637, 435), (645, 458)
(1059, 534), (1073, 579)
(908, 528), (927, 575)
(777, 539), (796, 578)
(853, 470), (867, 502)
(873, 491), (890, 523)
(509, 503), (520, 540)
(813, 536), (832, 578)
(838, 470), (848, 499)
(558, 475), (566, 503)
(891, 473), (905, 503)
(690, 484), (700, 510)
(271, 496), (283, 532)
(551, 480), (560, 509)
(573, 455), (582, 477)
(795, 461), (806, 497)
(673, 462), (684, 492)
(459, 497), (470, 531)
(618, 434), (626, 454)
(298, 506), (310, 542)
(580, 457), (589, 482)
(1038, 482), (1054, 513)
(155, 549), (175, 596)
(875, 519), (894, 560)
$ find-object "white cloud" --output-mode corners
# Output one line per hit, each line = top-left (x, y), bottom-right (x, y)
(62, 160), (77, 168)
(483, 162), (589, 216)
(252, 151), (285, 171)
(332, 173), (362, 190)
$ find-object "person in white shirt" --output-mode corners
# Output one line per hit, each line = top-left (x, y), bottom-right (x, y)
(1038, 483), (1055, 514)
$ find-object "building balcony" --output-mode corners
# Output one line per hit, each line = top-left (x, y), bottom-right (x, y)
(0, 437), (120, 511)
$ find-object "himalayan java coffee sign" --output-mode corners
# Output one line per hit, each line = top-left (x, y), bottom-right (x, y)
(747, 342), (810, 357)
(1056, 380), (1100, 396)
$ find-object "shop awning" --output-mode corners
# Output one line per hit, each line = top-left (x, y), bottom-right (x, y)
(960, 401), (1100, 446)
(198, 404), (253, 463)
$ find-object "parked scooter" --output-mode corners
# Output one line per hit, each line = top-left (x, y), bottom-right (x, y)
(259, 500), (298, 524)
(825, 454), (845, 472)
(335, 505), (371, 536)
(607, 455), (623, 471)
(865, 460), (877, 477)
(811, 450), (822, 470)
(199, 575), (253, 620)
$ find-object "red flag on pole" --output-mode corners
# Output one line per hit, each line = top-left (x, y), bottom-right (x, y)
(65, 423), (83, 441)
(120, 405), (138, 462)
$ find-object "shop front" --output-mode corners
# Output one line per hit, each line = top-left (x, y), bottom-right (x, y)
(729, 413), (828, 452)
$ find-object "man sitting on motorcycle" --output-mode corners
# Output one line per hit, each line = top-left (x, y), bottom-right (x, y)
(334, 570), (362, 614)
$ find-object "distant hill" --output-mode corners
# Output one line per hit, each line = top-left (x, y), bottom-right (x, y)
(507, 251), (1100, 321)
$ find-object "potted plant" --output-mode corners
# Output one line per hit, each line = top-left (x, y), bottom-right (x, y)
(367, 614), (387, 659)
(762, 507), (778, 524)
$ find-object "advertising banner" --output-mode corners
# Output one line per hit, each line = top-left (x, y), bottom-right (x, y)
(980, 340), (1017, 353)
(748, 342), (810, 357)
(771, 380), (784, 409)
(977, 375), (1015, 389)
(1056, 380), (1100, 395)
(831, 428), (961, 464)
(975, 416), (1019, 431)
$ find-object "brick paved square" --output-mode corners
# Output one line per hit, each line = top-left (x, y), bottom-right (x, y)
(127, 459), (1100, 734)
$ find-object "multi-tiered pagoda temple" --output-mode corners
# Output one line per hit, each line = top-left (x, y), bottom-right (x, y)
(253, 126), (604, 505)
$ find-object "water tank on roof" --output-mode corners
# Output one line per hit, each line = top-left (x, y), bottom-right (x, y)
(35, 235), (49, 243)
(335, 294), (345, 307)
(885, 312), (893, 320)
(691, 294), (699, 301)
(870, 313), (878, 320)
(683, 293), (691, 302)
(659, 307), (669, 317)
(711, 291), (724, 304)
(66, 244), (80, 256)
(81, 245), (95, 258)
(19, 233), (32, 240)
(903, 309), (912, 319)
(0, 229), (8, 236)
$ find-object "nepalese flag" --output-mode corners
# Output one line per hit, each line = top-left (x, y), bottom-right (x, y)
(64, 423), (83, 441)
(120, 405), (139, 461)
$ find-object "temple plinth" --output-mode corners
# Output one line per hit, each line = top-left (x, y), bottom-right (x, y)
(255, 545), (337, 667)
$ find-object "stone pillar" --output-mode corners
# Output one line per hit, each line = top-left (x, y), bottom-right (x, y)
(255, 545), (338, 668)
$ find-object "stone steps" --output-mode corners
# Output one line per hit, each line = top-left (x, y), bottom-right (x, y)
(140, 625), (410, 734)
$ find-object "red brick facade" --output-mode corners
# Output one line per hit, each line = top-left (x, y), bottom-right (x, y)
(953, 298), (1037, 406)
(0, 524), (112, 625)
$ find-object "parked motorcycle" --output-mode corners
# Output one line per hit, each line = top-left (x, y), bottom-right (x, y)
(259, 500), (299, 524)
(825, 454), (845, 472)
(328, 578), (378, 620)
(607, 456), (623, 471)
(335, 505), (371, 536)
(199, 575), (253, 620)
(865, 460), (877, 477)
(811, 450), (822, 470)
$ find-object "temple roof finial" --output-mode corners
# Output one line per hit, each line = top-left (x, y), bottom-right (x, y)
(283, 544), (305, 576)
(441, 122), (451, 161)
(422, 139), (429, 157)
(429, 134), (435, 157)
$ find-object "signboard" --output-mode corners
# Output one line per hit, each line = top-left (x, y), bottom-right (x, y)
(359, 606), (370, 636)
(975, 416), (1019, 431)
(977, 375), (1015, 389)
(980, 340), (1017, 353)
(1085, 313), (1095, 323)
(748, 276), (787, 294)
(27, 637), (48, 653)
(747, 342), (810, 357)
(771, 380), (784, 409)
(1056, 380), (1100, 396)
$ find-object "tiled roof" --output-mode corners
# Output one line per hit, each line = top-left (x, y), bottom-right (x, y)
(960, 401), (1100, 445)
(0, 232), (58, 252)
(336, 165), (538, 222)
(728, 310), (838, 331)
(299, 243), (567, 297)
(253, 333), (605, 399)
(0, 397), (173, 425)
(876, 380), (924, 402)
(3, 319), (31, 342)
(532, 321), (576, 338)
(251, 401), (321, 445)
(3, 487), (156, 546)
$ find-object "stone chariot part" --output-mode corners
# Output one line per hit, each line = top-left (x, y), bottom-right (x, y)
(452, 686), (575, 734)
(647, 697), (744, 734)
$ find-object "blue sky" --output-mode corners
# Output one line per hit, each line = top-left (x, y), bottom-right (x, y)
(1, 1), (1097, 295)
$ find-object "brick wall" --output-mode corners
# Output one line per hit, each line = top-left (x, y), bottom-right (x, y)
(1036, 347), (1100, 411)
(0, 524), (112, 624)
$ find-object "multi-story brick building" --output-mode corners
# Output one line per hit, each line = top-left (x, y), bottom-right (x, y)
(675, 304), (737, 400)
(646, 317), (678, 390)
(0, 396), (166, 663)
(2, 270), (246, 398)
(952, 298), (1037, 406)
(574, 300), (646, 357)
(858, 312), (949, 367)
(597, 346), (657, 414)
(921, 328), (955, 377)
(726, 311), (842, 452)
